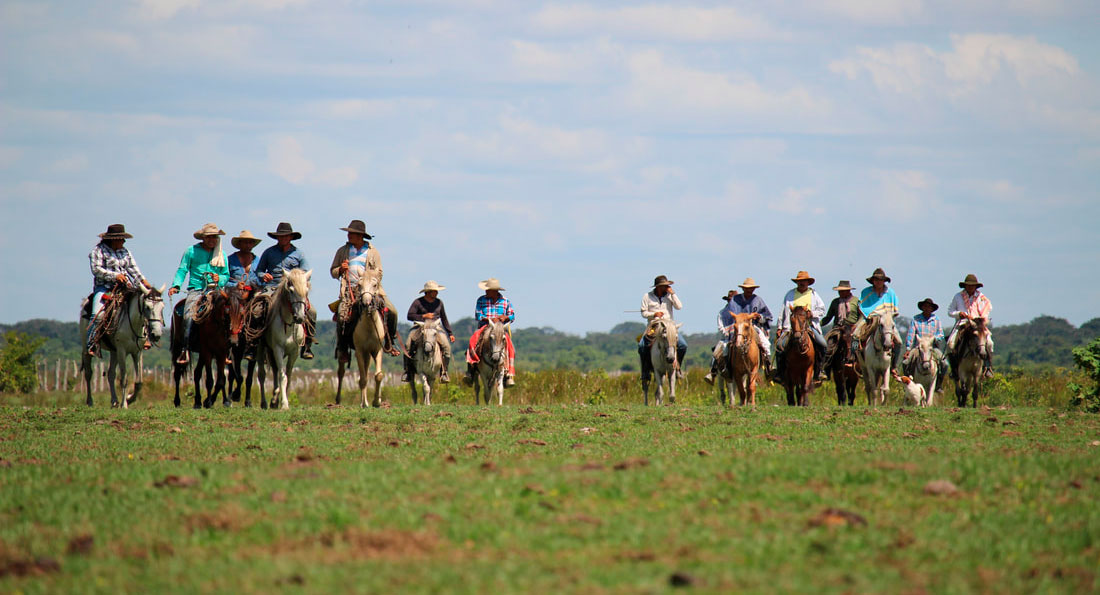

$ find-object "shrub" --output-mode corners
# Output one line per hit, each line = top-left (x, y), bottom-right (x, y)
(1069, 338), (1100, 412)
(0, 331), (46, 393)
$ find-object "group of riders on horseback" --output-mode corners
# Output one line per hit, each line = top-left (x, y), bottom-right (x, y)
(83, 221), (518, 392)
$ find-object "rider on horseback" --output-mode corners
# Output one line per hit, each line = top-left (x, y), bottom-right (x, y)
(250, 222), (317, 360)
(402, 281), (455, 384)
(167, 223), (229, 365)
(775, 271), (828, 383)
(226, 231), (261, 358)
(705, 278), (773, 384)
(329, 219), (399, 362)
(639, 275), (687, 381)
(465, 278), (517, 387)
(903, 298), (947, 387)
(86, 224), (153, 357)
(850, 268), (903, 368)
(947, 274), (994, 380)
(820, 280), (861, 378)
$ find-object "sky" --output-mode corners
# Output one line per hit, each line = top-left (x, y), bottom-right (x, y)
(1, 0), (1098, 335)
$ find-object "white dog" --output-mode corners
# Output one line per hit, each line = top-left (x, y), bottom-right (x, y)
(896, 374), (931, 407)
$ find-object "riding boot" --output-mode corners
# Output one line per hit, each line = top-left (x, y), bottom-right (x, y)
(774, 351), (786, 383)
(299, 320), (315, 360)
(814, 355), (825, 383)
(463, 361), (476, 386)
(947, 352), (959, 381)
(763, 357), (774, 383)
(676, 345), (687, 379)
(383, 309), (399, 355)
(402, 354), (415, 383)
(704, 358), (718, 385)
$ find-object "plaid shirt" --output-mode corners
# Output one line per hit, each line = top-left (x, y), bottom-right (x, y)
(475, 295), (514, 326)
(906, 313), (944, 350)
(89, 242), (144, 290)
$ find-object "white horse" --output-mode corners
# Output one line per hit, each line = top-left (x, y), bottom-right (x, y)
(860, 310), (898, 406)
(81, 284), (166, 408)
(954, 319), (991, 408)
(642, 317), (680, 406)
(911, 335), (939, 405)
(342, 272), (387, 408)
(472, 319), (509, 406)
(408, 318), (444, 406)
(257, 269), (309, 410)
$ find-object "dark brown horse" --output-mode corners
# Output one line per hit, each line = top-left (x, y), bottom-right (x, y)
(226, 286), (260, 408)
(828, 324), (860, 406)
(781, 306), (816, 406)
(190, 289), (232, 409)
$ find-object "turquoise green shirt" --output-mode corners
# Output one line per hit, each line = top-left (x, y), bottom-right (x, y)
(172, 244), (229, 291)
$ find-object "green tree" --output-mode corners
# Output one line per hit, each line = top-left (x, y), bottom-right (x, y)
(0, 331), (46, 393)
(1069, 337), (1100, 412)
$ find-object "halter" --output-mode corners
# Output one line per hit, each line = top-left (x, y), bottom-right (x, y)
(140, 292), (165, 346)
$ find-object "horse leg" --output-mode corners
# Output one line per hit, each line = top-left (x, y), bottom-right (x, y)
(217, 359), (229, 407)
(107, 353), (119, 408)
(257, 351), (268, 410)
(117, 355), (129, 410)
(244, 360), (255, 408)
(372, 352), (385, 408)
(423, 373), (432, 407)
(278, 363), (290, 410)
(409, 372), (419, 405)
(642, 378), (649, 406)
(496, 371), (504, 406)
(83, 354), (94, 406)
(335, 359), (345, 405)
(128, 350), (143, 407)
(668, 372), (676, 405)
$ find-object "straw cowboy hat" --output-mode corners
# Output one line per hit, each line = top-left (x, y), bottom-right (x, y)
(738, 277), (760, 289)
(959, 274), (983, 288)
(98, 223), (132, 240)
(720, 290), (736, 302)
(790, 271), (815, 285)
(268, 222), (301, 240)
(832, 280), (854, 291)
(231, 230), (261, 250)
(917, 298), (939, 312)
(193, 223), (226, 239)
(339, 219), (373, 239)
(420, 280), (446, 293)
(652, 275), (674, 288)
(478, 278), (505, 291)
(866, 268), (891, 283)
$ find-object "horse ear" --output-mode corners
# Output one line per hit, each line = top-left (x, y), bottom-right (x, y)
(304, 270), (312, 282)
(751, 313), (760, 320)
(675, 322), (683, 329)
(158, 283), (166, 295)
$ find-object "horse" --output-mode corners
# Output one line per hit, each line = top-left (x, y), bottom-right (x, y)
(642, 317), (680, 406)
(472, 319), (509, 406)
(189, 288), (232, 409)
(722, 313), (761, 407)
(336, 271), (387, 408)
(860, 309), (897, 406)
(911, 334), (939, 406)
(226, 287), (258, 408)
(408, 318), (445, 406)
(81, 284), (165, 408)
(828, 324), (860, 406)
(256, 269), (310, 410)
(780, 305), (815, 407)
(953, 318), (990, 407)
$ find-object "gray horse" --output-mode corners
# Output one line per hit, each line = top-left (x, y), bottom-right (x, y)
(642, 317), (680, 406)
(408, 318), (445, 406)
(81, 284), (165, 408)
(860, 310), (899, 406)
(472, 319), (509, 406)
(256, 269), (309, 410)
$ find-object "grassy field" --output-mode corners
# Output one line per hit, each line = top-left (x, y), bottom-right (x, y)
(1, 379), (1098, 593)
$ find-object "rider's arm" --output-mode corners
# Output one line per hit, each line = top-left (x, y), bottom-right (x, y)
(503, 298), (515, 323)
(407, 299), (425, 322)
(811, 291), (827, 321)
(171, 246), (192, 291)
(368, 245), (382, 279)
(213, 251), (230, 288)
(89, 246), (115, 287)
(329, 246), (345, 279)
(640, 294), (657, 320)
(757, 301), (773, 330)
(821, 299), (837, 327)
(249, 249), (269, 288)
(439, 302), (453, 336)
(947, 292), (965, 320)
(668, 293), (683, 310)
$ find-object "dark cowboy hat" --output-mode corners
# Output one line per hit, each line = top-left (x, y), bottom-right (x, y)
(721, 290), (736, 302)
(790, 271), (815, 285)
(268, 222), (302, 240)
(832, 280), (853, 291)
(959, 273), (984, 288)
(917, 298), (939, 312)
(339, 219), (373, 239)
(652, 275), (674, 288)
(866, 268), (891, 283)
(98, 223), (132, 240)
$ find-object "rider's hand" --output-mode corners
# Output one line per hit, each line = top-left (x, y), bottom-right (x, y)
(262, 273), (273, 282)
(168, 287), (179, 296)
(210, 273), (219, 282)
(115, 273), (128, 285)
(667, 288), (675, 295)
(237, 281), (246, 290)
(422, 313), (435, 319)
(340, 261), (349, 273)
(960, 312), (970, 320)
(449, 335), (456, 343)
(654, 312), (664, 318)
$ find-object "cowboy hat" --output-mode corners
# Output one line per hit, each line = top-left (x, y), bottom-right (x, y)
(339, 219), (373, 239)
(959, 274), (983, 288)
(832, 280), (853, 291)
(720, 290), (736, 302)
(652, 275), (674, 288)
(738, 277), (760, 289)
(420, 280), (446, 293)
(268, 222), (302, 240)
(917, 298), (939, 312)
(98, 223), (132, 240)
(790, 271), (815, 285)
(866, 268), (891, 283)
(193, 223), (226, 240)
(231, 230), (262, 250)
(478, 278), (505, 291)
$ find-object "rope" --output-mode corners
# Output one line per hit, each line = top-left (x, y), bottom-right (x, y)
(87, 286), (130, 349)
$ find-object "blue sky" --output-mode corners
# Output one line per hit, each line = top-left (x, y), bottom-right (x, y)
(1, 0), (1098, 334)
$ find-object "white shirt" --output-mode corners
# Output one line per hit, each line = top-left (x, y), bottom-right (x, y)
(641, 290), (682, 321)
(776, 288), (826, 333)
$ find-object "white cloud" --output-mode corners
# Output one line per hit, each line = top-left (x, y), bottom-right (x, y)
(509, 39), (623, 83)
(267, 136), (315, 184)
(531, 4), (782, 41)
(313, 166), (358, 188)
(769, 187), (822, 215)
(875, 169), (935, 217)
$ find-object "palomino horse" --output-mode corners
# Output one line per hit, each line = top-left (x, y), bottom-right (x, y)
(189, 288), (232, 409)
(860, 310), (898, 406)
(408, 318), (445, 406)
(642, 317), (680, 406)
(829, 324), (860, 406)
(722, 313), (761, 407)
(912, 335), (939, 406)
(336, 272), (387, 408)
(257, 269), (310, 410)
(953, 318), (990, 407)
(81, 284), (166, 408)
(780, 305), (815, 407)
(473, 319), (509, 406)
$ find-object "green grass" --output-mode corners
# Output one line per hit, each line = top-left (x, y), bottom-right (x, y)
(1, 394), (1098, 593)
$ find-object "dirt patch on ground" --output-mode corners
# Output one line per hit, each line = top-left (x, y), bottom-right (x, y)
(186, 503), (251, 533)
(252, 528), (444, 563)
(0, 541), (61, 578)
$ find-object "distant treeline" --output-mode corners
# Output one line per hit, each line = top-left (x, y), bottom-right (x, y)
(3, 315), (1098, 373)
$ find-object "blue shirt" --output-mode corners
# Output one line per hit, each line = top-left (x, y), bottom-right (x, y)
(475, 295), (515, 327)
(722, 293), (773, 330)
(251, 244), (310, 289)
(227, 252), (256, 287)
(858, 286), (899, 318)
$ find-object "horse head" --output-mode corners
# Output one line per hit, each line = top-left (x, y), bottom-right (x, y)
(479, 319), (507, 366)
(358, 272), (381, 310)
(732, 313), (759, 350)
(877, 309), (896, 350)
(651, 318), (679, 365)
(141, 283), (167, 344)
(417, 318), (442, 356)
(282, 268), (311, 324)
(917, 335), (935, 374)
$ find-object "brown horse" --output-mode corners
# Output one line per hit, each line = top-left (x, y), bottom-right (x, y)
(226, 286), (259, 408)
(781, 306), (816, 406)
(722, 312), (762, 407)
(190, 289), (231, 409)
(828, 324), (860, 406)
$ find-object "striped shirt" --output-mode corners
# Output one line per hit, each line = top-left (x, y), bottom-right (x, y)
(906, 313), (944, 350)
(89, 242), (145, 290)
(346, 244), (370, 284)
(948, 290), (992, 324)
(475, 295), (515, 327)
